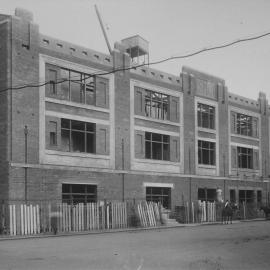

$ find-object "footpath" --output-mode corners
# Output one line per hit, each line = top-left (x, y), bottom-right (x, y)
(0, 218), (266, 241)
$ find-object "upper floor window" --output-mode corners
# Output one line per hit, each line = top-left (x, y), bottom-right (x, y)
(45, 63), (109, 108)
(198, 140), (215, 165)
(236, 113), (252, 136)
(231, 111), (258, 137)
(237, 147), (253, 169)
(145, 90), (169, 120)
(61, 68), (95, 105)
(61, 119), (95, 153)
(145, 132), (170, 161)
(197, 103), (215, 129)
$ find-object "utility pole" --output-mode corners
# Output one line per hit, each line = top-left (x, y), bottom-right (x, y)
(24, 125), (28, 203)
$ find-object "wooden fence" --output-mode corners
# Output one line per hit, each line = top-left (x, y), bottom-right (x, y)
(1, 201), (162, 236)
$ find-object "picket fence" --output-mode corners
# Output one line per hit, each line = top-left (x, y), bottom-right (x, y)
(6, 201), (162, 236)
(181, 201), (217, 223)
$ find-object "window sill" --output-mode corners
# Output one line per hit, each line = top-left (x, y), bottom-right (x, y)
(135, 115), (181, 126)
(45, 97), (110, 113)
(45, 149), (110, 159)
(197, 127), (216, 134)
(197, 164), (216, 169)
(231, 133), (259, 141)
(134, 158), (180, 166)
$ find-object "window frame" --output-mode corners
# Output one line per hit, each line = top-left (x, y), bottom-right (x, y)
(146, 186), (171, 209)
(60, 67), (96, 106)
(236, 113), (253, 137)
(62, 184), (97, 204)
(60, 119), (96, 154)
(145, 90), (169, 120)
(237, 146), (253, 169)
(198, 140), (216, 166)
(145, 132), (170, 161)
(197, 103), (215, 130)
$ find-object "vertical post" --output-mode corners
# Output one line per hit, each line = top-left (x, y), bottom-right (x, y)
(122, 139), (125, 202)
(188, 147), (192, 218)
(24, 125), (28, 203)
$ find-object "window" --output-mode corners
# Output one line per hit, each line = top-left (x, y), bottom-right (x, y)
(197, 103), (215, 129)
(146, 187), (171, 209)
(230, 190), (236, 203)
(198, 140), (215, 165)
(62, 184), (97, 204)
(239, 190), (254, 203)
(236, 113), (252, 136)
(60, 68), (95, 105)
(61, 119), (95, 153)
(49, 69), (57, 95)
(257, 190), (262, 203)
(237, 147), (253, 169)
(198, 188), (216, 202)
(49, 121), (57, 146)
(145, 132), (170, 161)
(145, 90), (169, 120)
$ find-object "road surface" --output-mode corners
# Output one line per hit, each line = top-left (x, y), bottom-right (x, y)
(0, 220), (269, 270)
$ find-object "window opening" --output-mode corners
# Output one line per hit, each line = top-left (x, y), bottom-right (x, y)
(145, 132), (170, 161)
(198, 140), (215, 165)
(146, 186), (171, 209)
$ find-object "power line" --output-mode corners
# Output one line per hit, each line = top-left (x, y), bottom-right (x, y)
(1, 30), (270, 93)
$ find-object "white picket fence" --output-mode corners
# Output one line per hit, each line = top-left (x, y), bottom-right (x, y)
(183, 201), (217, 223)
(9, 204), (40, 236)
(7, 201), (161, 236)
(137, 201), (161, 227)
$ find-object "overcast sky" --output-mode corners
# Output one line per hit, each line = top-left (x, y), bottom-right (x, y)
(1, 0), (270, 101)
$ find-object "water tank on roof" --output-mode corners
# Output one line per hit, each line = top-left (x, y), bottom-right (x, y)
(121, 35), (149, 64)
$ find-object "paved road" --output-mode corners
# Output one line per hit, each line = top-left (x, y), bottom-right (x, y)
(0, 221), (269, 270)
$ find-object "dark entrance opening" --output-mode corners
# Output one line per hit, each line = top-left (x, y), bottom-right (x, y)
(146, 186), (171, 209)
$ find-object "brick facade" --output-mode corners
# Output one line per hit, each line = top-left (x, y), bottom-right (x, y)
(0, 9), (269, 209)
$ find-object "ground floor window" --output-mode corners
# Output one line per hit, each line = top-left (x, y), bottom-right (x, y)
(230, 189), (236, 203)
(257, 190), (262, 203)
(239, 190), (254, 203)
(198, 188), (216, 202)
(146, 186), (171, 209)
(62, 184), (97, 204)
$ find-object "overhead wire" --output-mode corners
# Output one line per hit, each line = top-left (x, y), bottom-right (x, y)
(1, 30), (270, 93)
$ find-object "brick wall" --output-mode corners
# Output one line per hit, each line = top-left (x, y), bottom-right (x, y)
(0, 17), (11, 200)
(113, 45), (131, 170)
(10, 14), (40, 164)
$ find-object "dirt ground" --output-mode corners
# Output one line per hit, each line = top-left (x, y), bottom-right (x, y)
(0, 220), (269, 270)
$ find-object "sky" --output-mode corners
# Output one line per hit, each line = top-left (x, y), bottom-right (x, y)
(1, 0), (270, 101)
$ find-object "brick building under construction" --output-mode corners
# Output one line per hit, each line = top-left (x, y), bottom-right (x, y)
(0, 8), (269, 209)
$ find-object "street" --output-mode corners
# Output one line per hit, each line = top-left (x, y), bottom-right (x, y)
(0, 221), (269, 270)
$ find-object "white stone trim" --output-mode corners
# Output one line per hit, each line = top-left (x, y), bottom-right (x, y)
(45, 110), (110, 125)
(194, 97), (219, 176)
(228, 105), (261, 118)
(62, 181), (99, 185)
(45, 97), (110, 113)
(130, 79), (182, 97)
(39, 54), (115, 169)
(230, 142), (259, 150)
(135, 115), (181, 127)
(134, 126), (179, 137)
(130, 79), (183, 174)
(143, 182), (174, 188)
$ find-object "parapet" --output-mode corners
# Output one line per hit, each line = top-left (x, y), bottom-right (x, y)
(40, 34), (113, 67)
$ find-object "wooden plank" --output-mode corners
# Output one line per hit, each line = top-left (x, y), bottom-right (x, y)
(36, 205), (40, 234)
(9, 205), (13, 236)
(20, 204), (24, 235)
